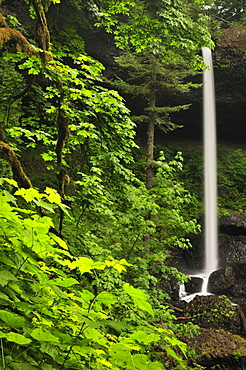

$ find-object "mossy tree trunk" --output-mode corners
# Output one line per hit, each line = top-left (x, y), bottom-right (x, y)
(0, 142), (33, 189)
(0, 1), (69, 234)
(144, 72), (157, 244)
(146, 72), (156, 191)
(30, 0), (52, 63)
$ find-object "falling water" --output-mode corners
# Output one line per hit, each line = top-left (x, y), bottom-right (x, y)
(202, 46), (218, 292)
(179, 48), (218, 300)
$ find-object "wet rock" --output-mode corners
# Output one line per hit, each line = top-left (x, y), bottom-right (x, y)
(154, 273), (180, 303)
(208, 266), (236, 295)
(184, 328), (246, 369)
(184, 295), (242, 334)
(223, 235), (246, 268)
(172, 211), (246, 308)
(217, 233), (246, 306)
(219, 211), (246, 235)
(158, 278), (180, 302)
(185, 277), (203, 294)
(231, 282), (246, 297)
(182, 233), (205, 271)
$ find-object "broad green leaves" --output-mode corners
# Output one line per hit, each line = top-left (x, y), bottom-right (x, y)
(66, 256), (131, 274)
(0, 271), (18, 287)
(0, 3), (206, 368)
(0, 331), (32, 345)
(0, 186), (191, 369)
(30, 328), (60, 342)
(123, 283), (154, 316)
(0, 310), (25, 329)
(96, 0), (213, 64)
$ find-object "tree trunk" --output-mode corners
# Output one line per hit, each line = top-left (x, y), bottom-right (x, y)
(144, 74), (156, 244)
(146, 74), (156, 190)
(0, 142), (33, 189)
(146, 119), (155, 190)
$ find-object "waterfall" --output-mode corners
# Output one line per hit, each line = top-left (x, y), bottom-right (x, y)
(202, 46), (218, 291)
(180, 47), (218, 300)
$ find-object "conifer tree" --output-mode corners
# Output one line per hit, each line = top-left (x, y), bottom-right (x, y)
(96, 0), (212, 189)
(112, 50), (196, 189)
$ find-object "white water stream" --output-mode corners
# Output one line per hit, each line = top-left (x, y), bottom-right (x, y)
(180, 47), (218, 301)
(202, 46), (218, 284)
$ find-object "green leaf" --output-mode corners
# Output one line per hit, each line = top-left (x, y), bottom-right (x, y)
(131, 354), (164, 370)
(33, 198), (54, 213)
(15, 302), (34, 314)
(105, 257), (132, 273)
(80, 289), (95, 307)
(50, 233), (69, 251)
(130, 331), (160, 345)
(96, 291), (118, 308)
(123, 283), (154, 316)
(44, 188), (61, 204)
(52, 277), (79, 287)
(0, 291), (12, 303)
(9, 361), (41, 370)
(0, 178), (18, 188)
(59, 202), (71, 217)
(105, 259), (127, 273)
(67, 257), (95, 274)
(0, 310), (25, 328)
(0, 270), (18, 286)
(72, 345), (106, 358)
(3, 190), (17, 203)
(31, 328), (60, 342)
(104, 320), (129, 333)
(164, 345), (184, 363)
(83, 327), (107, 346)
(5, 332), (32, 345)
(15, 188), (42, 202)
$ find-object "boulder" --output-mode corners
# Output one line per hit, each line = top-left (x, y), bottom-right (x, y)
(185, 276), (203, 294)
(208, 266), (236, 295)
(222, 235), (246, 269)
(181, 212), (246, 307)
(184, 295), (242, 334)
(217, 234), (246, 306)
(184, 328), (246, 369)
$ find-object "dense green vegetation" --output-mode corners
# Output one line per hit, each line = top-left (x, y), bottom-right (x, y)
(0, 0), (245, 369)
(158, 144), (246, 215)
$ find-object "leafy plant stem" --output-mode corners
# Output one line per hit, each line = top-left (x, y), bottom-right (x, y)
(1, 338), (5, 368)
(60, 321), (87, 370)
(130, 353), (136, 370)
(4, 346), (32, 369)
(14, 255), (29, 278)
(126, 232), (141, 259)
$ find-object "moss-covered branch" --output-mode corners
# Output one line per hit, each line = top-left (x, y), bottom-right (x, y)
(0, 141), (33, 189)
(0, 27), (36, 54)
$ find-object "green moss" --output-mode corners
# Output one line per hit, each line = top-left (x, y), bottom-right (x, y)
(185, 295), (241, 333)
(232, 351), (242, 361)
